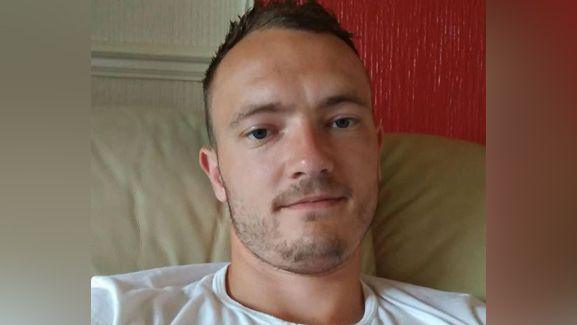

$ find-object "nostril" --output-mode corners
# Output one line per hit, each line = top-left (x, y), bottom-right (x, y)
(292, 171), (305, 179)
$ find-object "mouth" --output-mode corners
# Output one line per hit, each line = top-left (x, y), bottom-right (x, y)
(280, 195), (346, 210)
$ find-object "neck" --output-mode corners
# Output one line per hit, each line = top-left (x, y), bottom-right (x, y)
(226, 232), (365, 325)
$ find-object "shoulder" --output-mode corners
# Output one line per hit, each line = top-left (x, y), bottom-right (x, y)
(91, 263), (228, 325)
(91, 262), (227, 290)
(362, 275), (486, 324)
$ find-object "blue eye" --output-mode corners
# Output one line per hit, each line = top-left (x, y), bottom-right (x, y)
(247, 128), (269, 140)
(331, 117), (356, 128)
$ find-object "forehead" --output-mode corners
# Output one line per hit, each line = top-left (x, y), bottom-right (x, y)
(210, 28), (371, 126)
(219, 28), (365, 76)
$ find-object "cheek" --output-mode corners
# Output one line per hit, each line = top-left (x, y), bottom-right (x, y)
(336, 143), (380, 207)
(220, 149), (280, 204)
(337, 139), (380, 178)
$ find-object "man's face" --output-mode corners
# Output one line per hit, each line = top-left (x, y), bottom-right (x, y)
(201, 28), (380, 274)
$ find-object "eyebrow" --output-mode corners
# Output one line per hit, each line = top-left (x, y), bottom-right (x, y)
(229, 102), (293, 128)
(228, 93), (370, 128)
(319, 94), (370, 110)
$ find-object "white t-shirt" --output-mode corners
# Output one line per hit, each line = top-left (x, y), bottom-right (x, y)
(91, 263), (485, 325)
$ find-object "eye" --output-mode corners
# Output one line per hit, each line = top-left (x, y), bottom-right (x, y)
(330, 117), (358, 129)
(247, 128), (269, 140)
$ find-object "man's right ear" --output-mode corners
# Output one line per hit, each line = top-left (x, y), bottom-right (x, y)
(199, 147), (227, 202)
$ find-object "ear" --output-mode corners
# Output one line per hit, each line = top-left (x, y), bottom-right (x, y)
(376, 121), (384, 183)
(376, 118), (384, 149)
(199, 147), (227, 202)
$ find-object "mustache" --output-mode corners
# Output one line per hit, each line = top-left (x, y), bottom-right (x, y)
(272, 176), (352, 210)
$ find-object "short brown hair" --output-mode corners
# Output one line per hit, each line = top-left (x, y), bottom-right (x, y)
(202, 0), (358, 146)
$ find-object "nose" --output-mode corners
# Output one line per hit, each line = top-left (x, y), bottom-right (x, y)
(286, 124), (334, 180)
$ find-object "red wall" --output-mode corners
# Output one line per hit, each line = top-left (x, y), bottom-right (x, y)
(259, 0), (486, 144)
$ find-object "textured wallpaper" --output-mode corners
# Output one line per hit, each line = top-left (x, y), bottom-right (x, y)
(91, 0), (252, 50)
(321, 0), (485, 144)
(260, 0), (485, 144)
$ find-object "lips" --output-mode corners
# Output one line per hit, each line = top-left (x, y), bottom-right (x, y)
(280, 194), (345, 209)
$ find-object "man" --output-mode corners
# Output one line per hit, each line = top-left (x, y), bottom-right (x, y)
(92, 1), (486, 324)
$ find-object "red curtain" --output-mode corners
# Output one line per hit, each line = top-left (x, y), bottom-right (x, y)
(256, 0), (485, 144)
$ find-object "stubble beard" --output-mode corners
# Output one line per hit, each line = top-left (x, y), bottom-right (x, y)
(223, 178), (377, 275)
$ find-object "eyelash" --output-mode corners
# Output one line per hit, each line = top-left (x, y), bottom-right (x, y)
(244, 117), (359, 141)
(246, 128), (272, 141)
(329, 117), (359, 129)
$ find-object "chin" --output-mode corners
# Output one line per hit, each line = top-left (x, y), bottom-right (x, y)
(267, 235), (356, 275)
(277, 259), (347, 275)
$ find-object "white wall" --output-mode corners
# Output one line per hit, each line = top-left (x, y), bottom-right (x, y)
(91, 0), (253, 111)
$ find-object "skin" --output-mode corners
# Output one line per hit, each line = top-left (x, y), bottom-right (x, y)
(199, 28), (382, 325)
